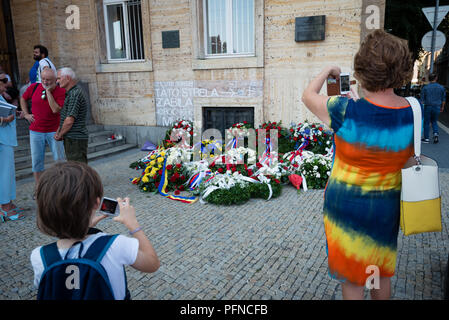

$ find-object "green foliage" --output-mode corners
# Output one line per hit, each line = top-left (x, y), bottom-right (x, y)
(204, 185), (251, 205)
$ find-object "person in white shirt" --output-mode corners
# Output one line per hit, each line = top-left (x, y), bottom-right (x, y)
(33, 45), (56, 84)
(30, 161), (160, 300)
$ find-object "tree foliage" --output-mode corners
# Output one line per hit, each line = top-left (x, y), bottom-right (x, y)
(385, 0), (449, 60)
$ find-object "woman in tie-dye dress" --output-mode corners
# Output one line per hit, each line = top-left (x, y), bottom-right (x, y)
(302, 30), (415, 300)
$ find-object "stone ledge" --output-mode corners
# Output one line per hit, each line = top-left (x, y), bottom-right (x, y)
(95, 61), (153, 73)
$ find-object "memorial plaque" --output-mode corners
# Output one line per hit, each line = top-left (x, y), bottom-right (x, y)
(295, 15), (326, 42)
(162, 30), (180, 48)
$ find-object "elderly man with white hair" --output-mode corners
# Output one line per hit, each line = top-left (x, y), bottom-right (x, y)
(54, 67), (89, 163)
(20, 67), (66, 186)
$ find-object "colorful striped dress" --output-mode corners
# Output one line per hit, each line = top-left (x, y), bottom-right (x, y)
(324, 96), (414, 286)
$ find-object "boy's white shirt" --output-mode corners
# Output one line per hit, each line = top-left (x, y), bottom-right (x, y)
(30, 232), (139, 300)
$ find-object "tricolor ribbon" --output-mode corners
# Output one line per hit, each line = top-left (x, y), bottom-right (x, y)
(289, 139), (310, 164)
(260, 137), (273, 166)
(158, 158), (198, 203)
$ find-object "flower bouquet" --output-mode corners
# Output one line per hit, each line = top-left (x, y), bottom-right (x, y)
(163, 119), (195, 149)
(298, 154), (332, 190)
(288, 121), (332, 155)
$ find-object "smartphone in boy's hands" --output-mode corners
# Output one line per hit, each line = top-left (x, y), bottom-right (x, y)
(99, 197), (120, 217)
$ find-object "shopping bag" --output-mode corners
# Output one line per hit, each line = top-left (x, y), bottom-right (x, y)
(400, 97), (442, 236)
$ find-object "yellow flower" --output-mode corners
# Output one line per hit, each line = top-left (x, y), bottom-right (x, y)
(145, 167), (150, 173)
(143, 187), (147, 191)
(142, 175), (150, 183)
(150, 160), (156, 166)
(150, 155), (156, 160)
(160, 152), (166, 157)
(157, 157), (164, 163)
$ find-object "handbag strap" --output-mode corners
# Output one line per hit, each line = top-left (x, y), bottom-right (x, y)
(405, 97), (422, 163)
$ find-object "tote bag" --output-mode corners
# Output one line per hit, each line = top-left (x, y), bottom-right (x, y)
(400, 97), (442, 236)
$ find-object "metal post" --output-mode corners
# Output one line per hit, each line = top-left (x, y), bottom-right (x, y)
(430, 0), (440, 74)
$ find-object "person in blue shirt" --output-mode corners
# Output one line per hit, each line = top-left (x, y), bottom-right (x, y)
(420, 73), (446, 143)
(29, 61), (39, 84)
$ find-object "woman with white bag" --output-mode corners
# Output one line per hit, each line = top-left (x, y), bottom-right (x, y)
(302, 30), (416, 300)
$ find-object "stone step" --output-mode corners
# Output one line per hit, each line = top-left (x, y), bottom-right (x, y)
(15, 143), (137, 181)
(14, 137), (127, 169)
(14, 131), (117, 157)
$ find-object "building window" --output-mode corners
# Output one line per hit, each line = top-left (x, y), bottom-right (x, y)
(104, 0), (144, 62)
(203, 0), (254, 57)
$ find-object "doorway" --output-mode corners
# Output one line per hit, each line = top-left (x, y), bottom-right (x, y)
(0, 0), (20, 85)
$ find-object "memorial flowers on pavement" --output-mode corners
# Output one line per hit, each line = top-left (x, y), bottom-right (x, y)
(130, 119), (335, 205)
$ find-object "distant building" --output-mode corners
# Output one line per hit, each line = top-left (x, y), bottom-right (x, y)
(2, 0), (385, 143)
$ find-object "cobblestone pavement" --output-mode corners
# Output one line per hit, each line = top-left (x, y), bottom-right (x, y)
(1, 148), (448, 300)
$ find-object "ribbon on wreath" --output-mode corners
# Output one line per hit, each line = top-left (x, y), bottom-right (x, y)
(260, 137), (274, 166)
(188, 170), (212, 190)
(289, 139), (310, 164)
(158, 158), (198, 203)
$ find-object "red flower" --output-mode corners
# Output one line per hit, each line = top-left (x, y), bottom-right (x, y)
(170, 176), (176, 183)
(256, 163), (263, 169)
(218, 168), (224, 173)
(231, 167), (236, 172)
(155, 182), (160, 188)
(178, 185), (185, 191)
(274, 179), (281, 184)
(280, 159), (284, 163)
(290, 128), (294, 133)
(181, 175), (185, 180)
(243, 121), (247, 124)
(174, 190), (180, 195)
(158, 169), (162, 175)
(247, 169), (253, 176)
(174, 172), (180, 179)
(166, 165), (173, 171)
(176, 163), (182, 169)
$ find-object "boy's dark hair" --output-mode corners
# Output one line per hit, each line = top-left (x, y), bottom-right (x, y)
(429, 73), (438, 82)
(36, 162), (104, 239)
(34, 44), (48, 57)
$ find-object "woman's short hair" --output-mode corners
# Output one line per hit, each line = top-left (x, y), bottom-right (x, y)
(36, 162), (104, 239)
(354, 29), (413, 92)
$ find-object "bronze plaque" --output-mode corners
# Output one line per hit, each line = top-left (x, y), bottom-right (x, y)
(295, 15), (326, 42)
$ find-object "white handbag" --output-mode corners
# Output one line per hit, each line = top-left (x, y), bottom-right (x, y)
(400, 97), (442, 236)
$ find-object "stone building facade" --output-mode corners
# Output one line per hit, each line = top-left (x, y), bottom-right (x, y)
(7, 0), (385, 144)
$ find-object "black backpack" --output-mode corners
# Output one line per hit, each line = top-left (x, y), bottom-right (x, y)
(37, 234), (130, 300)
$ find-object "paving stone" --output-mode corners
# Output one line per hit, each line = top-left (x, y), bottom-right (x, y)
(1, 149), (448, 300)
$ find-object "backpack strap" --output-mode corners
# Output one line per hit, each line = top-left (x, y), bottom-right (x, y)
(40, 243), (62, 269)
(82, 235), (119, 262)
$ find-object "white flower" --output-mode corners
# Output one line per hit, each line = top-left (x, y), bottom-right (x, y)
(316, 173), (321, 178)
(313, 166), (318, 171)
(327, 171), (331, 176)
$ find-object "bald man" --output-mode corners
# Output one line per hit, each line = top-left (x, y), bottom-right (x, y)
(20, 68), (66, 185)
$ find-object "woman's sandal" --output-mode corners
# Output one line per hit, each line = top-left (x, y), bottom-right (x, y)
(1, 208), (25, 221)
(0, 210), (6, 223)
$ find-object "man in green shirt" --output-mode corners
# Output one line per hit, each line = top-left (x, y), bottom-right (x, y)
(54, 67), (88, 163)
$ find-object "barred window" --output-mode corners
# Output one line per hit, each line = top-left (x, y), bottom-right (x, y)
(104, 0), (144, 61)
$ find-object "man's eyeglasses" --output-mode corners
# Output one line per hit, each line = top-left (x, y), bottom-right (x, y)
(0, 78), (7, 84)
